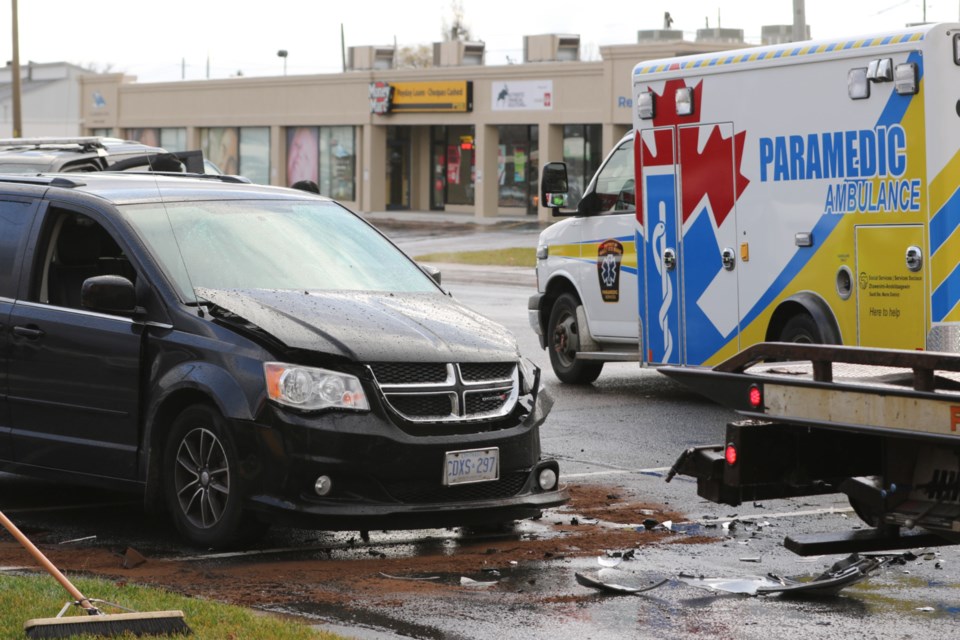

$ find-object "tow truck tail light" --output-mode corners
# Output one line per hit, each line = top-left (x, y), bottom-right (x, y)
(748, 384), (762, 409)
(725, 443), (737, 466)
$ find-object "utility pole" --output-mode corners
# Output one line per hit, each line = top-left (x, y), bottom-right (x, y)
(792, 0), (807, 42)
(11, 0), (23, 137)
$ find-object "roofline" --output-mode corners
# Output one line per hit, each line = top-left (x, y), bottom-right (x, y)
(633, 22), (955, 77)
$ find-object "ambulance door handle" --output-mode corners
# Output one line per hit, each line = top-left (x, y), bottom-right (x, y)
(663, 248), (677, 271)
(905, 246), (923, 272)
(721, 247), (736, 271)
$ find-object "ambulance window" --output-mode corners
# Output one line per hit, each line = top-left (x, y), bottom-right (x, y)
(591, 140), (635, 215)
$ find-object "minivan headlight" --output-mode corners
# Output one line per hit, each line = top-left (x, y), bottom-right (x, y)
(264, 362), (370, 411)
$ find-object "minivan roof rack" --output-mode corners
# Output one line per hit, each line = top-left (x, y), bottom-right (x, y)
(0, 174), (86, 188)
(0, 137), (127, 152)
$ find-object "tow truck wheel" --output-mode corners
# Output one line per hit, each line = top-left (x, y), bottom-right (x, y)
(547, 293), (603, 384)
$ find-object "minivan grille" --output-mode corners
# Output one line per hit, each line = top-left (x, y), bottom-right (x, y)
(369, 362), (518, 423)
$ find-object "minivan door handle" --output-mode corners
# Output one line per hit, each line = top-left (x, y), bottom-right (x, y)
(12, 325), (45, 339)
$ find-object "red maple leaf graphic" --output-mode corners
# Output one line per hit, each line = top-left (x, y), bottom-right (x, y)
(678, 125), (749, 227)
(635, 79), (749, 228)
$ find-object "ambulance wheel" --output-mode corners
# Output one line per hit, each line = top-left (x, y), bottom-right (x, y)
(778, 313), (823, 344)
(547, 293), (603, 384)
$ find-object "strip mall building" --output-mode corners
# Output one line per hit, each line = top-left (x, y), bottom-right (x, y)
(77, 30), (764, 222)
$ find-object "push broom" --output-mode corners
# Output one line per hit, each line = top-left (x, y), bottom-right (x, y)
(0, 509), (190, 637)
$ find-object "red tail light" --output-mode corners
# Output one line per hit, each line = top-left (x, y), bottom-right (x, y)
(725, 443), (737, 465)
(748, 384), (762, 409)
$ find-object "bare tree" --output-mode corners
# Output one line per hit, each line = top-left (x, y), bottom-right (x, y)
(442, 0), (473, 41)
(396, 44), (433, 69)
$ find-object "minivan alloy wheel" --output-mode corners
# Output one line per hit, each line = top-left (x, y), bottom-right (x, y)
(174, 427), (231, 529)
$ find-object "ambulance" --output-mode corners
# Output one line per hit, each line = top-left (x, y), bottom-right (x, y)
(530, 22), (960, 383)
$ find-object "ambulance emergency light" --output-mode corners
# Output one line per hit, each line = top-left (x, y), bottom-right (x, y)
(675, 87), (695, 116)
(637, 91), (655, 119)
(848, 68), (870, 100)
(894, 62), (918, 95)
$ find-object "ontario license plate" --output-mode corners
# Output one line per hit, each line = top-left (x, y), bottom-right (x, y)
(443, 448), (499, 486)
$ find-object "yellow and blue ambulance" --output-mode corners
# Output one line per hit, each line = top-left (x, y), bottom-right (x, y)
(532, 23), (960, 383)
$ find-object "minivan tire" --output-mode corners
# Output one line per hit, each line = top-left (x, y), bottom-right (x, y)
(163, 404), (266, 548)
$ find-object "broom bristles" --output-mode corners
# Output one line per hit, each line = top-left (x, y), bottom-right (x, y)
(24, 610), (190, 638)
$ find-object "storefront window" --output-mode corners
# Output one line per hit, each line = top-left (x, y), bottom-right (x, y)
(91, 128), (112, 138)
(240, 127), (270, 185)
(125, 128), (187, 151)
(320, 127), (355, 201)
(498, 125), (538, 213)
(563, 125), (603, 208)
(125, 128), (161, 147)
(445, 125), (474, 206)
(160, 128), (187, 152)
(201, 127), (270, 183)
(287, 127), (319, 185)
(285, 126), (355, 201)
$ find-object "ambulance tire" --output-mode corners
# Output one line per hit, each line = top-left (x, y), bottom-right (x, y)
(778, 313), (823, 344)
(547, 293), (604, 384)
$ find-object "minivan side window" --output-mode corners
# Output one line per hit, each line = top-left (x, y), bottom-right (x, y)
(590, 141), (635, 215)
(0, 200), (36, 298)
(34, 210), (137, 310)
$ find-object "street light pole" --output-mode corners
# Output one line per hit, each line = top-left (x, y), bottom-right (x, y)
(277, 49), (288, 76)
(11, 0), (23, 137)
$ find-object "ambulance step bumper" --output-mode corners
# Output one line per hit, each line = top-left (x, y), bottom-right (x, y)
(576, 351), (640, 362)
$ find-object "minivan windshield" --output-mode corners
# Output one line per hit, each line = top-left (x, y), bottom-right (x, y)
(119, 199), (438, 300)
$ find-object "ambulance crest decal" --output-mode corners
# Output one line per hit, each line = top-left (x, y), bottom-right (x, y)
(597, 239), (624, 302)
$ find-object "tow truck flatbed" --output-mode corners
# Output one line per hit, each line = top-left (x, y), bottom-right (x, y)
(663, 343), (960, 555)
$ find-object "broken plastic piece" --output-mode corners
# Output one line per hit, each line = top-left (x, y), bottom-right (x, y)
(575, 569), (669, 595)
(597, 555), (623, 568)
(681, 554), (884, 597)
(460, 576), (497, 587)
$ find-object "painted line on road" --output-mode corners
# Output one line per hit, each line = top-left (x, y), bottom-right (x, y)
(564, 467), (671, 479)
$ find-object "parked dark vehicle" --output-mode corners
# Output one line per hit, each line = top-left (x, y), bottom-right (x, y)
(0, 137), (209, 174)
(0, 173), (567, 547)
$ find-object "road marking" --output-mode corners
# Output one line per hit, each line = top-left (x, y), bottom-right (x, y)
(564, 467), (671, 479)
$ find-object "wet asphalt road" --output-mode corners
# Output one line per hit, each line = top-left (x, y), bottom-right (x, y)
(0, 220), (957, 639)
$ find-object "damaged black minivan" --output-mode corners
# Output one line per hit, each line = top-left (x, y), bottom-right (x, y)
(0, 173), (567, 547)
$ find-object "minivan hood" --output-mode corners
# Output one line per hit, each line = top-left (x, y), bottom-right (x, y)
(197, 288), (520, 362)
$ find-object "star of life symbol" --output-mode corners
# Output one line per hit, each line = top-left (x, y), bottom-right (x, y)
(601, 254), (618, 288)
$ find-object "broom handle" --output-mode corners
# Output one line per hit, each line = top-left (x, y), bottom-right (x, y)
(0, 509), (96, 612)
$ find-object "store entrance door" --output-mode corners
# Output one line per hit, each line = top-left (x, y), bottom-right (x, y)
(386, 126), (411, 210)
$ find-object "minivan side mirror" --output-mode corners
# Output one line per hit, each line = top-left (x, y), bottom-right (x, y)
(541, 162), (572, 216)
(81, 275), (138, 315)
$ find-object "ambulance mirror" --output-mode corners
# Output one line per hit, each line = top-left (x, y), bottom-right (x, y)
(541, 162), (570, 212)
(894, 63), (918, 95)
(848, 68), (870, 100)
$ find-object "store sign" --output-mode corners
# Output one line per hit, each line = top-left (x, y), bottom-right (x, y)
(492, 80), (554, 111)
(391, 81), (472, 113)
(369, 82), (394, 115)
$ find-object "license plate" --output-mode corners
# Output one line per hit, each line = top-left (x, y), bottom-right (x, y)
(443, 448), (499, 486)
